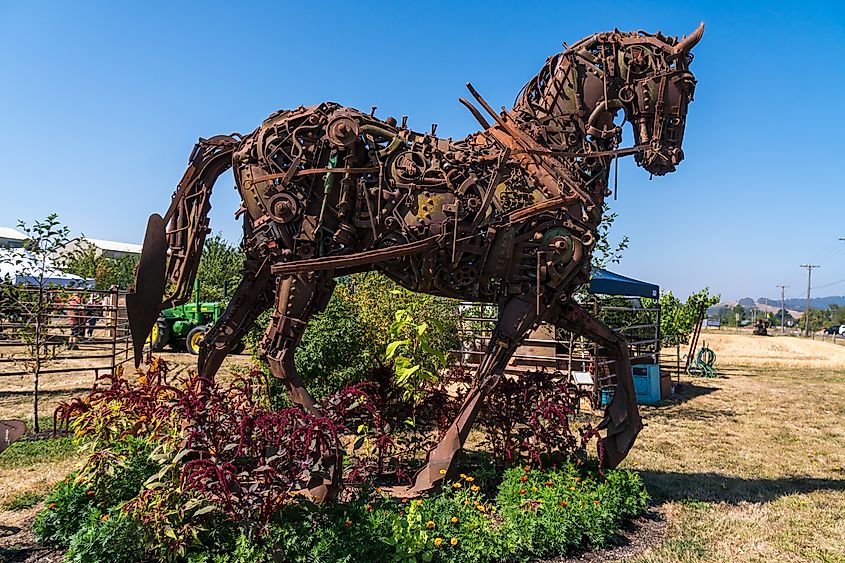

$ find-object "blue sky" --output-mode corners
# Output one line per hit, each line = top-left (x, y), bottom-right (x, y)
(1, 1), (843, 301)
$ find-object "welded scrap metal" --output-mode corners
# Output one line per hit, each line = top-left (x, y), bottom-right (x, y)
(128, 23), (704, 500)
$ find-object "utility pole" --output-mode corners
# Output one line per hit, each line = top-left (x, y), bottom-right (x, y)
(777, 285), (788, 332)
(800, 265), (819, 336)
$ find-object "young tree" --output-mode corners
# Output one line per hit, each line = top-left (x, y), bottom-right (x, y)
(0, 214), (73, 432)
(63, 240), (139, 289)
(197, 234), (244, 302)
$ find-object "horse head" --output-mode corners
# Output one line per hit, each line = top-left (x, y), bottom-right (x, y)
(514, 24), (703, 179)
(593, 23), (703, 176)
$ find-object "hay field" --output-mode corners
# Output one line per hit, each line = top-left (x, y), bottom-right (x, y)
(697, 328), (845, 369)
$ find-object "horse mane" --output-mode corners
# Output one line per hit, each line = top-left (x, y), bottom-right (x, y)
(513, 30), (681, 119)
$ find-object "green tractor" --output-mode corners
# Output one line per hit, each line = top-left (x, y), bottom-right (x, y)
(147, 280), (243, 355)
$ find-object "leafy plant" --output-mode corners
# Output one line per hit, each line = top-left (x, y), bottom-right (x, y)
(33, 473), (97, 547)
(386, 307), (448, 402)
(64, 510), (147, 563)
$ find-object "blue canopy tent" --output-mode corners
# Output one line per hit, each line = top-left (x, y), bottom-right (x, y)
(588, 268), (659, 298)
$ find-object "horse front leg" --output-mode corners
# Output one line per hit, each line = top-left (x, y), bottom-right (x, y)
(197, 259), (273, 380)
(259, 271), (336, 416)
(408, 293), (546, 494)
(547, 299), (642, 468)
(259, 270), (339, 501)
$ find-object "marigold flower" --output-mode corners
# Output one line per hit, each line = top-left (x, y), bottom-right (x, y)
(426, 520), (436, 529)
(465, 476), (474, 482)
(471, 485), (480, 492)
(594, 500), (600, 505)
(452, 482), (462, 489)
(476, 504), (486, 512)
(545, 481), (553, 487)
(464, 500), (471, 505)
(100, 514), (110, 521)
(559, 501), (567, 507)
(48, 502), (57, 509)
(375, 487), (382, 493)
(519, 475), (528, 482)
(460, 473), (467, 479)
(344, 519), (353, 528)
(569, 486), (575, 491)
(573, 477), (581, 482)
(434, 537), (443, 547)
(365, 504), (373, 512)
(402, 498), (408, 503)
(86, 490), (95, 496)
(519, 488), (526, 495)
(439, 469), (447, 475)
(523, 466), (531, 472)
(413, 499), (423, 507)
(450, 516), (458, 523)
(450, 537), (458, 546)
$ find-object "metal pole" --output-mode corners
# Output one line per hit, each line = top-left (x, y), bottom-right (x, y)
(800, 265), (819, 336)
(777, 285), (788, 333)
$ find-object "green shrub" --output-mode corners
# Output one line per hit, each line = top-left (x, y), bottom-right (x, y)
(64, 510), (147, 563)
(496, 464), (649, 558)
(32, 474), (97, 547)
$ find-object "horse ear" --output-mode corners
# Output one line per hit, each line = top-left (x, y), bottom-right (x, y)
(674, 22), (705, 54)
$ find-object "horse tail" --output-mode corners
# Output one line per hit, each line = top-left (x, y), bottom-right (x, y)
(127, 134), (240, 365)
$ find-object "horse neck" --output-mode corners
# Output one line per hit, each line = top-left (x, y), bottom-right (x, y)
(509, 52), (619, 217)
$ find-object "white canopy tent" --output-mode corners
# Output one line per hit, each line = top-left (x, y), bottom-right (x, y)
(0, 248), (94, 288)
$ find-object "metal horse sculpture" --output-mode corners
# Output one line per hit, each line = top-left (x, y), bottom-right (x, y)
(128, 24), (703, 498)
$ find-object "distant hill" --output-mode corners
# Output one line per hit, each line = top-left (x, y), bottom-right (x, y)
(756, 296), (845, 312)
(707, 295), (845, 316)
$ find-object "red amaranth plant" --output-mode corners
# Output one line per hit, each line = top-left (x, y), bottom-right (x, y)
(479, 370), (602, 469)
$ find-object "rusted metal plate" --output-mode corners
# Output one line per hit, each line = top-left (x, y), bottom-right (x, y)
(126, 213), (167, 367)
(0, 420), (26, 455)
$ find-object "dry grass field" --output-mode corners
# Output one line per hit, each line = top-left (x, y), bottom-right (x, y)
(1, 335), (844, 562)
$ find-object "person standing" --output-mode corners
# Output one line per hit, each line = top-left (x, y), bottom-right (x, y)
(66, 293), (83, 350)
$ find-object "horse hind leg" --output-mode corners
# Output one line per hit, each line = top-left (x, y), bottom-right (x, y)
(259, 271), (336, 415)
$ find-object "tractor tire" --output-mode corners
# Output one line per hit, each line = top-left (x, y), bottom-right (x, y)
(186, 325), (208, 355)
(148, 318), (170, 352)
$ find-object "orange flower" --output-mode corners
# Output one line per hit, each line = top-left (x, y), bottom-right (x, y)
(594, 500), (600, 505)
(402, 498), (408, 503)
(452, 482), (462, 489)
(573, 477), (581, 482)
(519, 488), (526, 495)
(559, 501), (567, 507)
(426, 520), (436, 529)
(434, 537), (443, 547)
(450, 516), (458, 523)
(545, 481), (553, 487)
(450, 537), (458, 546)
(471, 485), (480, 492)
(523, 466), (531, 472)
(86, 490), (95, 496)
(519, 475), (528, 482)
(476, 504), (486, 512)
(344, 519), (352, 528)
(48, 502), (57, 509)
(100, 514), (110, 521)
(365, 504), (373, 512)
(375, 487), (383, 493)
(465, 476), (474, 482)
